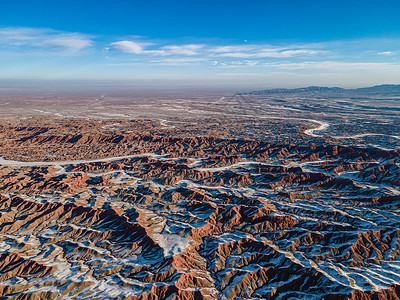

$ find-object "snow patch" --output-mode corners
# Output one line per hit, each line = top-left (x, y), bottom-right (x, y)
(152, 233), (190, 257)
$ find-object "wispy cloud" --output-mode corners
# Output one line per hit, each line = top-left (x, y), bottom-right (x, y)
(162, 44), (203, 55)
(110, 41), (156, 55)
(211, 45), (323, 58)
(111, 40), (323, 59)
(149, 58), (207, 65)
(108, 37), (400, 82)
(0, 27), (93, 53)
(2, 27), (400, 85)
(262, 61), (400, 71)
(108, 57), (208, 66)
(111, 41), (203, 56)
(216, 60), (260, 68)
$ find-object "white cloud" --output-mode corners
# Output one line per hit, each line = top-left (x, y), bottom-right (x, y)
(219, 60), (259, 67)
(111, 40), (324, 60)
(0, 27), (92, 52)
(210, 44), (324, 58)
(111, 41), (204, 56)
(216, 48), (323, 58)
(161, 44), (203, 55)
(4, 28), (397, 84)
(111, 41), (145, 54)
(378, 51), (394, 55)
(110, 38), (400, 65)
(212, 45), (259, 53)
(42, 36), (92, 51)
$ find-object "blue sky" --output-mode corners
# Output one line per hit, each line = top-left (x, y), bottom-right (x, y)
(1, 0), (400, 88)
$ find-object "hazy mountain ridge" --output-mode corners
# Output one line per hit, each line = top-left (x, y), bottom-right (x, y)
(242, 84), (400, 95)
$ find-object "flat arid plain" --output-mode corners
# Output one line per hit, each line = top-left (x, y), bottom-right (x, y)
(0, 85), (399, 299)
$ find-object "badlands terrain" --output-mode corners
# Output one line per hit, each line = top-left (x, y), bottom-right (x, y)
(0, 85), (399, 299)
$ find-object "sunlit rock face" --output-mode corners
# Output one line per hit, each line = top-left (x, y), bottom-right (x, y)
(0, 88), (399, 299)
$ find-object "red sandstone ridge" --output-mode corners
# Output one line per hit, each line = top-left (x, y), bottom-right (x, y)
(0, 116), (398, 299)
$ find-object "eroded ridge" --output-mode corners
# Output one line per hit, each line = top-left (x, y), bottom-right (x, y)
(0, 117), (399, 299)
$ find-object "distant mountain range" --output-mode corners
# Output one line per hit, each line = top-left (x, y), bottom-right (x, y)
(242, 84), (400, 95)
